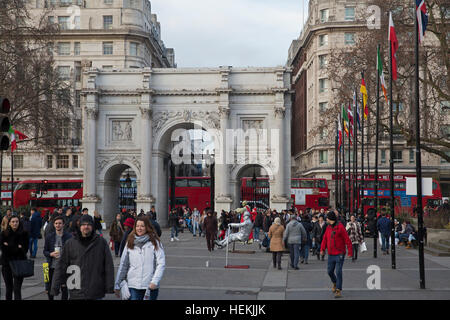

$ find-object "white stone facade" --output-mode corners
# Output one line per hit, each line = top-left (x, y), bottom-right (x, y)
(82, 67), (292, 227)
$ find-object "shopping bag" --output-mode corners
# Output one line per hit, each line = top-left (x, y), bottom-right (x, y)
(360, 241), (367, 253)
(109, 239), (114, 251)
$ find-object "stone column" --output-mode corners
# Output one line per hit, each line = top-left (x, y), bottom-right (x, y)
(270, 97), (289, 211)
(214, 98), (233, 212)
(82, 92), (100, 214)
(135, 95), (155, 213)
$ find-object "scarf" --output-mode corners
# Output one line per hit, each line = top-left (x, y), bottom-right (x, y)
(134, 234), (150, 248)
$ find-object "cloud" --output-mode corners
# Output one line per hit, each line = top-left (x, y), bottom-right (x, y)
(150, 0), (305, 67)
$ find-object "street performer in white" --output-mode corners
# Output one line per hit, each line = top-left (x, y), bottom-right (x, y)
(215, 201), (253, 248)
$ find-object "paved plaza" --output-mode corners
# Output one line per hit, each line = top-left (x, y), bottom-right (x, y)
(2, 228), (450, 300)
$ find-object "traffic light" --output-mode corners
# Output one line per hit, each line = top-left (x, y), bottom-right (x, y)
(0, 97), (10, 150)
(42, 179), (49, 195)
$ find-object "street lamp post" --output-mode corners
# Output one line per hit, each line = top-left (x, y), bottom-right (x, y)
(252, 168), (257, 210)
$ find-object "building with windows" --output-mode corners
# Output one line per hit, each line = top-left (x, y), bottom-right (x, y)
(287, 0), (450, 204)
(3, 0), (175, 191)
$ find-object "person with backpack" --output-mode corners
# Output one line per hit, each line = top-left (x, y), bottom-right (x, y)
(300, 214), (313, 264)
(320, 211), (353, 298)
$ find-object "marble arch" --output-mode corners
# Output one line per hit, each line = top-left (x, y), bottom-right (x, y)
(81, 66), (292, 227)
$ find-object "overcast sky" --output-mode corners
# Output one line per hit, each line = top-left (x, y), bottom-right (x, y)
(150, 0), (308, 68)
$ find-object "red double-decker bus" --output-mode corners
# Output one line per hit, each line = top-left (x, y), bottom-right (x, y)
(169, 177), (212, 213)
(290, 178), (330, 211)
(240, 177), (330, 212)
(13, 179), (83, 214)
(1, 181), (15, 207)
(333, 174), (443, 216)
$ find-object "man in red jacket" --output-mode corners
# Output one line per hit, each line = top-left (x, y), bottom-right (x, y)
(320, 210), (353, 298)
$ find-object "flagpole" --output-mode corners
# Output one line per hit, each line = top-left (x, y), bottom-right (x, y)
(389, 20), (396, 270)
(348, 104), (351, 214)
(335, 120), (339, 209)
(353, 96), (358, 217)
(11, 151), (13, 212)
(342, 114), (346, 214)
(361, 72), (365, 216)
(374, 44), (381, 259)
(414, 0), (425, 289)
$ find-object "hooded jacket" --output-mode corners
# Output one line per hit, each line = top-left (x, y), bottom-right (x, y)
(0, 226), (29, 265)
(320, 222), (353, 256)
(30, 211), (43, 238)
(114, 238), (165, 291)
(50, 231), (114, 300)
(283, 219), (307, 245)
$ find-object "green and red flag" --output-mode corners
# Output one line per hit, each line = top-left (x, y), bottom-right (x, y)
(377, 46), (389, 104)
(8, 125), (28, 152)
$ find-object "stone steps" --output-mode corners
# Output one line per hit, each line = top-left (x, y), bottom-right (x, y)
(424, 246), (450, 257)
(439, 239), (450, 247)
(428, 242), (450, 253)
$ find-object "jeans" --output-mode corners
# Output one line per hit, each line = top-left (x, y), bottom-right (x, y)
(300, 244), (310, 262)
(193, 221), (200, 236)
(114, 241), (121, 256)
(2, 263), (24, 300)
(289, 244), (301, 268)
(327, 254), (345, 290)
(352, 244), (359, 260)
(129, 288), (159, 301)
(171, 226), (178, 238)
(29, 237), (38, 257)
(381, 234), (390, 252)
(399, 233), (408, 243)
(254, 227), (260, 241)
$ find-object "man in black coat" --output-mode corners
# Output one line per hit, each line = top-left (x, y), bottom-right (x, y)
(50, 215), (114, 300)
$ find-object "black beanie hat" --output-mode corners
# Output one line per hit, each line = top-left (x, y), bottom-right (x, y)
(327, 211), (337, 221)
(79, 214), (94, 226)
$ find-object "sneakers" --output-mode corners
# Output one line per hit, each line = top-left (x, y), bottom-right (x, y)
(334, 289), (342, 298)
(170, 238), (174, 242)
(175, 237), (180, 241)
(331, 283), (337, 293)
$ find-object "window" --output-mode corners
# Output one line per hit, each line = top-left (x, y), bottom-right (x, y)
(345, 7), (355, 21)
(13, 155), (24, 169)
(103, 42), (113, 55)
(441, 101), (450, 112)
(75, 66), (82, 82)
(56, 155), (69, 169)
(320, 127), (328, 140)
(441, 151), (450, 163)
(57, 66), (70, 80)
(300, 180), (315, 188)
(47, 155), (53, 169)
(319, 34), (328, 46)
(442, 125), (450, 139)
(319, 102), (328, 112)
(58, 16), (70, 30)
(48, 16), (55, 25)
(319, 54), (327, 69)
(74, 42), (80, 55)
(346, 151), (354, 163)
(57, 42), (70, 55)
(60, 123), (70, 144)
(72, 155), (78, 168)
(320, 9), (329, 22)
(73, 16), (80, 29)
(344, 33), (355, 45)
(103, 16), (113, 30)
(104, 0), (113, 4)
(392, 150), (403, 163)
(102, 65), (113, 70)
(130, 42), (138, 56)
(381, 150), (386, 164)
(319, 150), (328, 164)
(409, 149), (415, 164)
(319, 78), (328, 93)
(75, 90), (81, 108)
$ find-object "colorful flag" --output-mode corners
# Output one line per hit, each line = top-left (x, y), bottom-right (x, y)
(347, 102), (354, 137)
(338, 115), (343, 150)
(416, 0), (428, 44)
(377, 46), (389, 104)
(342, 104), (349, 138)
(8, 125), (28, 152)
(388, 12), (399, 81)
(360, 77), (368, 120)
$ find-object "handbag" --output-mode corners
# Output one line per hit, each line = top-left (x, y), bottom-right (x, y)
(9, 259), (34, 278)
(262, 235), (270, 248)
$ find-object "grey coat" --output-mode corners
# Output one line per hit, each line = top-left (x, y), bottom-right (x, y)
(50, 233), (115, 300)
(283, 220), (307, 245)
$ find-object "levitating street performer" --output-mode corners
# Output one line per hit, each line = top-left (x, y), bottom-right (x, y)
(215, 203), (253, 248)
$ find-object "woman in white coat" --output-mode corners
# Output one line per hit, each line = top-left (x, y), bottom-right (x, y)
(114, 216), (165, 300)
